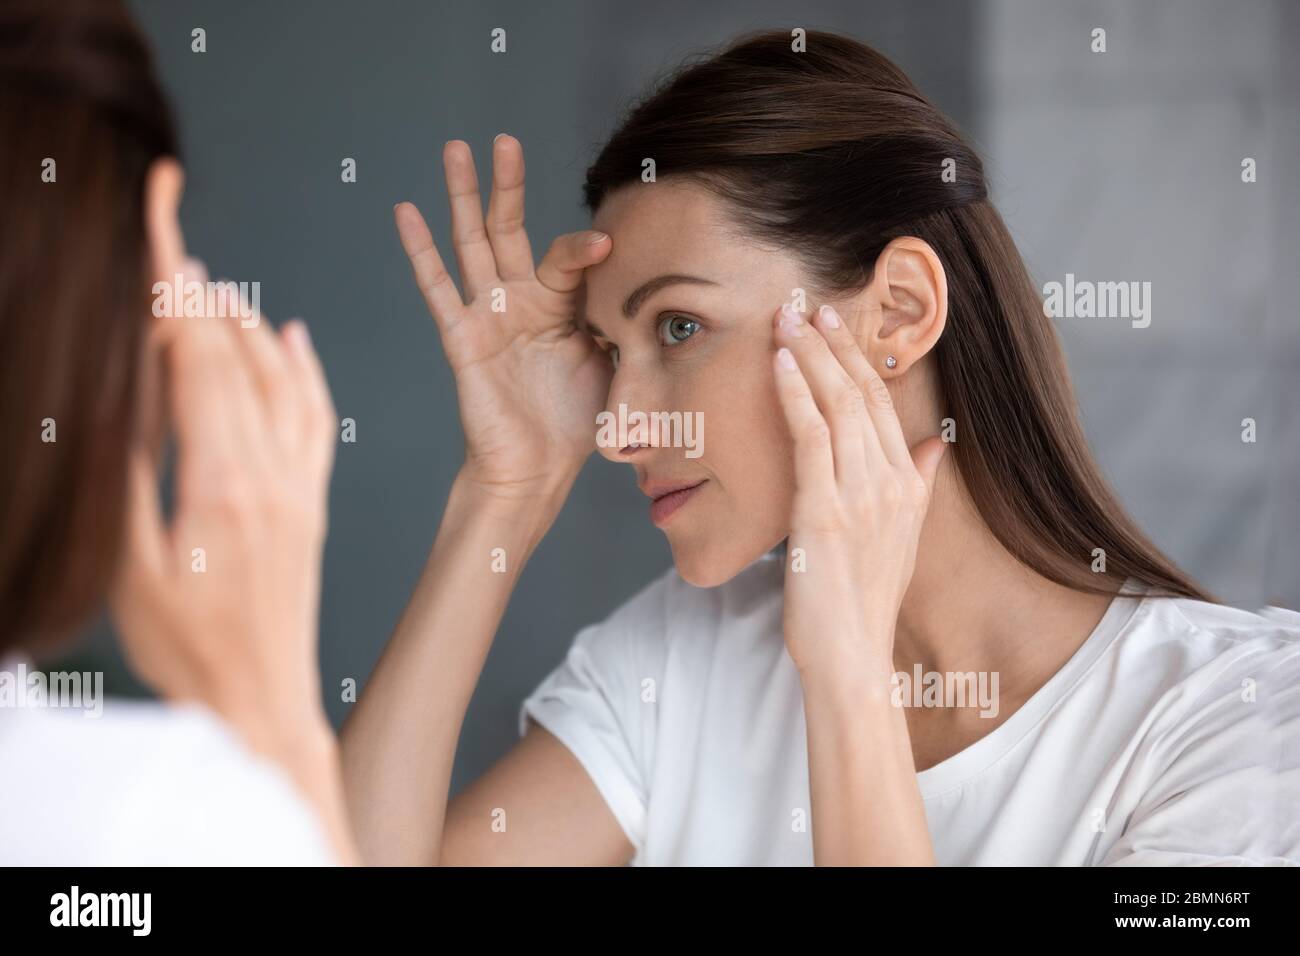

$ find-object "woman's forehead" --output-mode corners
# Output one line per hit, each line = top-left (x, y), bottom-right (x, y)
(592, 178), (732, 238)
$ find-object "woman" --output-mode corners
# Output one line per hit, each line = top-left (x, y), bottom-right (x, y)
(0, 0), (355, 864)
(342, 30), (1300, 865)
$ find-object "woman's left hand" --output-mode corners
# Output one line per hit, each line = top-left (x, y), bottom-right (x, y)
(771, 302), (947, 682)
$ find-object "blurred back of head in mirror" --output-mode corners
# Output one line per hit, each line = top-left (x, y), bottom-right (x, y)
(0, 0), (178, 655)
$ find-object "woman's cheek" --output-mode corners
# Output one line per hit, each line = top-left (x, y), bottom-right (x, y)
(721, 383), (797, 515)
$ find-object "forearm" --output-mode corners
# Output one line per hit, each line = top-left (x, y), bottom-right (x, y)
(801, 650), (936, 866)
(339, 468), (571, 865)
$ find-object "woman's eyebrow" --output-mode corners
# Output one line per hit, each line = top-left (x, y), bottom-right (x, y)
(583, 274), (719, 339)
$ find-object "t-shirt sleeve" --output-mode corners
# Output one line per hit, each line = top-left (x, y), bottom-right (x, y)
(1101, 610), (1300, 866)
(518, 599), (663, 857)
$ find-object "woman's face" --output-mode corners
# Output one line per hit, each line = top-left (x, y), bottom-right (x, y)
(585, 179), (807, 587)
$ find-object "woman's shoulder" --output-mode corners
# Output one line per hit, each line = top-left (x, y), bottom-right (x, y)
(2, 689), (253, 771)
(1132, 590), (1300, 655)
(1098, 593), (1300, 864)
(1117, 590), (1300, 722)
(0, 689), (333, 865)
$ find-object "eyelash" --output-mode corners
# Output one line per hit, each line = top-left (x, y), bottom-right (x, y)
(596, 313), (704, 366)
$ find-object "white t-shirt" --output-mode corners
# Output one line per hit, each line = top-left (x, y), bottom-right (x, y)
(519, 553), (1300, 865)
(0, 654), (336, 866)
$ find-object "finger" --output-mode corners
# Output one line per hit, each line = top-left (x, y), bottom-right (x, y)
(280, 319), (338, 478)
(772, 345), (836, 494)
(812, 303), (913, 468)
(910, 434), (949, 499)
(150, 256), (209, 348)
(443, 139), (499, 300)
(394, 201), (466, 332)
(167, 304), (265, 513)
(535, 230), (611, 296)
(183, 263), (275, 454)
(209, 295), (278, 472)
(485, 134), (534, 281)
(775, 303), (874, 482)
(186, 256), (208, 285)
(220, 281), (299, 449)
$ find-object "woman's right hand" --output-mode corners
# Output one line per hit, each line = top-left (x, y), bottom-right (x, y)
(110, 258), (355, 864)
(394, 135), (613, 507)
(110, 258), (338, 767)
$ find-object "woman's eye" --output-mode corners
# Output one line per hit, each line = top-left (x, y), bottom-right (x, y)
(658, 314), (701, 347)
(601, 341), (619, 367)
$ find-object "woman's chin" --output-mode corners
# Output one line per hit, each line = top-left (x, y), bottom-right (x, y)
(669, 539), (764, 589)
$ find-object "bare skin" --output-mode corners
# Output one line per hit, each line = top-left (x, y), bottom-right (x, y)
(109, 159), (358, 865)
(340, 137), (1117, 866)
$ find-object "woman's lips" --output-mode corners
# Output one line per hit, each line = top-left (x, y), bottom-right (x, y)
(648, 480), (706, 527)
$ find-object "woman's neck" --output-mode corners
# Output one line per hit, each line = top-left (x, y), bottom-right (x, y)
(893, 457), (1119, 696)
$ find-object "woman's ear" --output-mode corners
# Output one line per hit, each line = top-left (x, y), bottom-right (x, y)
(144, 157), (186, 287)
(851, 236), (948, 377)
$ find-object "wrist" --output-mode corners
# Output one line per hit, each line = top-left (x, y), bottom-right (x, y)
(798, 647), (898, 708)
(273, 717), (341, 786)
(207, 674), (332, 762)
(242, 706), (347, 853)
(448, 466), (576, 540)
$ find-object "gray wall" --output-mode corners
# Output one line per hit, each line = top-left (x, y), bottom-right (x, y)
(64, 0), (1292, 792)
(978, 0), (1298, 610)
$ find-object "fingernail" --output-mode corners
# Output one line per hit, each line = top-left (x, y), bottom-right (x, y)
(182, 256), (208, 284)
(777, 347), (797, 369)
(587, 231), (609, 244)
(820, 304), (841, 329)
(779, 304), (805, 337)
(284, 320), (312, 354)
(494, 133), (506, 143)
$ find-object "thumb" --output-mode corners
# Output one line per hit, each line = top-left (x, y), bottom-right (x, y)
(910, 434), (949, 498)
(535, 230), (611, 295)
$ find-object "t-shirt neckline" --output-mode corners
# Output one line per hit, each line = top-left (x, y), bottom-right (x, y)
(913, 578), (1147, 799)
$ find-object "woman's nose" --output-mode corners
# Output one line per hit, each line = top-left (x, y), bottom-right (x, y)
(596, 367), (662, 463)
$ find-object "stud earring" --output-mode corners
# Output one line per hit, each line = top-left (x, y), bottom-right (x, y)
(885, 355), (898, 369)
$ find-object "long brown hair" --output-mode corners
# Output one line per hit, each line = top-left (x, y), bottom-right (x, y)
(0, 0), (179, 654)
(584, 29), (1210, 601)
